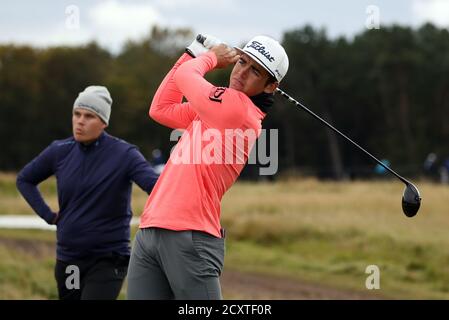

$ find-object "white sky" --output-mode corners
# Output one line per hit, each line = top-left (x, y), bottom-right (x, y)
(0, 0), (448, 53)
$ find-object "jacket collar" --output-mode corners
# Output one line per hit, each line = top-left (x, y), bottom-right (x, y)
(77, 131), (106, 151)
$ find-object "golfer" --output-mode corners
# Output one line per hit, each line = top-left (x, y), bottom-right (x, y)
(16, 85), (159, 300)
(127, 35), (289, 299)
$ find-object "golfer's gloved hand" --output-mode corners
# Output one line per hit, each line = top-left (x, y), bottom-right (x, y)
(186, 34), (222, 58)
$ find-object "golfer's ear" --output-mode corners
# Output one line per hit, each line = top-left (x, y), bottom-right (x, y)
(264, 81), (278, 94)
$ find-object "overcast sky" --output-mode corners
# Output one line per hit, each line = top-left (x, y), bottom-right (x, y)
(1, 0), (449, 53)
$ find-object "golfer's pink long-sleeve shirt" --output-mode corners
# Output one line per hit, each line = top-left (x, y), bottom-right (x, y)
(139, 52), (266, 238)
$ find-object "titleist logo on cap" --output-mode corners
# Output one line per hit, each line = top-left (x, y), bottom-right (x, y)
(247, 41), (275, 62)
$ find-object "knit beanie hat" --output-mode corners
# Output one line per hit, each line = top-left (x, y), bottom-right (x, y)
(73, 86), (112, 125)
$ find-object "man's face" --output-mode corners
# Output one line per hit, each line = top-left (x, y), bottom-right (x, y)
(72, 108), (106, 144)
(229, 53), (278, 97)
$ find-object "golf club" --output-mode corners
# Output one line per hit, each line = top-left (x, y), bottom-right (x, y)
(276, 88), (421, 217)
(195, 33), (421, 217)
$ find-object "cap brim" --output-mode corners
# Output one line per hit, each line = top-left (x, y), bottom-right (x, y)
(234, 47), (277, 80)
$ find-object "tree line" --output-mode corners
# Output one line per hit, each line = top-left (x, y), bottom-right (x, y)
(1, 24), (448, 179)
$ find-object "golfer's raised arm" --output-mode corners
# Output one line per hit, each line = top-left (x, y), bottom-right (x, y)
(149, 54), (197, 129)
(174, 47), (246, 129)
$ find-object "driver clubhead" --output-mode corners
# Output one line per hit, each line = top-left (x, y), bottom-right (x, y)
(402, 183), (421, 217)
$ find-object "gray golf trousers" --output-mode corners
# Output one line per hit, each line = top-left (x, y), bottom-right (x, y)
(127, 227), (225, 300)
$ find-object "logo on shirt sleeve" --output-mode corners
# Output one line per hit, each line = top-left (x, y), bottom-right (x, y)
(209, 87), (226, 103)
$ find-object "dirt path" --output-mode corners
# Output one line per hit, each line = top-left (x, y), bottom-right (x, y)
(221, 269), (384, 299)
(0, 236), (384, 300)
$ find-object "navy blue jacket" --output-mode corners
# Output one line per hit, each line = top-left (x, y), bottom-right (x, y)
(16, 132), (159, 261)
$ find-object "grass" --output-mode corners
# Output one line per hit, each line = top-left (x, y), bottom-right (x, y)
(0, 228), (138, 300)
(1, 173), (449, 299)
(0, 230), (57, 299)
(222, 178), (449, 245)
(226, 178), (449, 299)
(220, 179), (449, 299)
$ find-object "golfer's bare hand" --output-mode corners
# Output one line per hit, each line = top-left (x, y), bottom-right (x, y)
(210, 44), (240, 69)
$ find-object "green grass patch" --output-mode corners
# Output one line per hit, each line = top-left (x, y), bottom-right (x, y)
(224, 230), (449, 299)
(0, 234), (57, 299)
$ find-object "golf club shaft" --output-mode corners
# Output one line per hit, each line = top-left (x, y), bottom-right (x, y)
(276, 88), (410, 185)
(196, 33), (410, 185)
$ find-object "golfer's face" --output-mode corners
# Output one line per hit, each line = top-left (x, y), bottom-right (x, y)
(72, 108), (106, 144)
(229, 53), (274, 96)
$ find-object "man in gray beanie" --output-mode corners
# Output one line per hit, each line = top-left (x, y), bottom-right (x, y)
(17, 85), (159, 300)
(71, 85), (112, 144)
(74, 85), (112, 125)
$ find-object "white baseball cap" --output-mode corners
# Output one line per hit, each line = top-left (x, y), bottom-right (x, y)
(235, 35), (289, 82)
